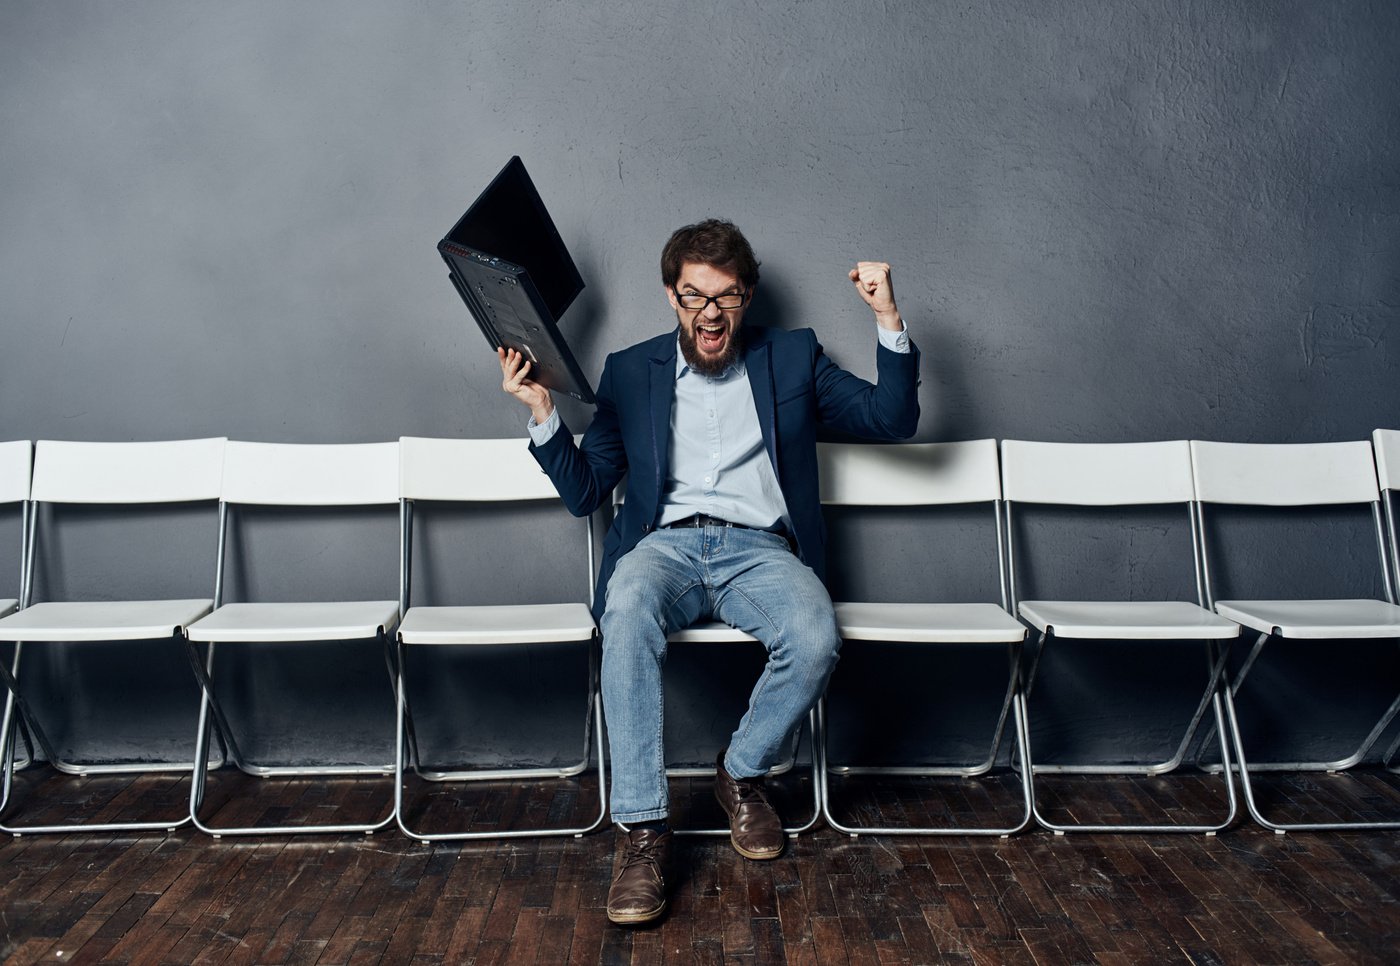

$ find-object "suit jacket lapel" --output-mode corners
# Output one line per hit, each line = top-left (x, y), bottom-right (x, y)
(744, 335), (779, 477)
(647, 337), (677, 499)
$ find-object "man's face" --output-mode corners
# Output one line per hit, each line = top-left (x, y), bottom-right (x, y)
(667, 261), (751, 376)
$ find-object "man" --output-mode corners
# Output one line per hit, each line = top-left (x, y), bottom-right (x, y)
(498, 219), (919, 925)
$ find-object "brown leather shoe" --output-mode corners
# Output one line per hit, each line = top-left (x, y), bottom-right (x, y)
(606, 827), (671, 925)
(714, 751), (785, 860)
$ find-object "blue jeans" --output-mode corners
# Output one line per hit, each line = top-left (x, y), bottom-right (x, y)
(599, 525), (841, 824)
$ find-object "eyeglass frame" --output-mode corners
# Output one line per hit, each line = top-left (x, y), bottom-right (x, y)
(672, 287), (749, 312)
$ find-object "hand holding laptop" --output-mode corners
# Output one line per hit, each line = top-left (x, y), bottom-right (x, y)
(499, 347), (555, 425)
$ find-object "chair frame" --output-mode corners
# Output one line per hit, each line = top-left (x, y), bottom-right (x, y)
(0, 438), (227, 835)
(187, 442), (400, 837)
(393, 436), (608, 842)
(813, 440), (1035, 837)
(1003, 440), (1240, 835)
(1373, 429), (1400, 776)
(0, 442), (33, 772)
(1191, 438), (1400, 833)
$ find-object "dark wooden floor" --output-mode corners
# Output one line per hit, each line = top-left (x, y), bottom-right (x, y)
(1, 765), (1397, 964)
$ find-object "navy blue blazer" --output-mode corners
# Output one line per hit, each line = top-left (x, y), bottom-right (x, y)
(530, 325), (921, 618)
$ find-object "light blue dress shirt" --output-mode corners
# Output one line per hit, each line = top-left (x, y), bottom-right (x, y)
(529, 323), (910, 530)
(657, 351), (790, 530)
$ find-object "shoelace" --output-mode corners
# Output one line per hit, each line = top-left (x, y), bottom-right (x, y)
(619, 838), (664, 873)
(733, 777), (773, 809)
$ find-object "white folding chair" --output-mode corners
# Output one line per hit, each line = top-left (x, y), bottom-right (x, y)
(1377, 430), (1400, 624)
(394, 436), (606, 841)
(0, 443), (33, 771)
(185, 441), (401, 836)
(611, 489), (822, 839)
(0, 442), (26, 622)
(815, 440), (1033, 837)
(0, 438), (225, 834)
(1191, 439), (1400, 832)
(1377, 429), (1400, 777)
(1002, 440), (1241, 834)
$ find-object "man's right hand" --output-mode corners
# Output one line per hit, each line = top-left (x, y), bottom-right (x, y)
(499, 347), (555, 425)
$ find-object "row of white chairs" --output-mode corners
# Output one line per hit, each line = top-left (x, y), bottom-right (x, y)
(0, 438), (605, 840)
(818, 432), (1400, 837)
(0, 432), (1396, 839)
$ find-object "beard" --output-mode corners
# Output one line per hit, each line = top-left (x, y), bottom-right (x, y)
(677, 318), (741, 376)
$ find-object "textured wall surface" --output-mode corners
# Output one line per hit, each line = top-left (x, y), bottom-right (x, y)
(1, 1), (1397, 768)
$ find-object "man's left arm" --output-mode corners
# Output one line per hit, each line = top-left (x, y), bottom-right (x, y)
(812, 261), (921, 439)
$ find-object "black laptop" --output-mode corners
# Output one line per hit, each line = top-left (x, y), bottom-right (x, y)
(438, 156), (595, 403)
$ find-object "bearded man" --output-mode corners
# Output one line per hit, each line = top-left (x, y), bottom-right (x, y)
(499, 218), (920, 925)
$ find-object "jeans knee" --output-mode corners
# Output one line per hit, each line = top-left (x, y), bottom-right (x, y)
(778, 608), (842, 673)
(600, 597), (669, 668)
(603, 557), (661, 615)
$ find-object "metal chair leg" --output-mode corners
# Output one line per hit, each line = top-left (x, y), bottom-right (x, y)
(1196, 632), (1400, 774)
(818, 642), (1035, 837)
(1219, 636), (1400, 833)
(188, 631), (397, 837)
(1025, 632), (1239, 834)
(394, 636), (610, 842)
(0, 633), (199, 835)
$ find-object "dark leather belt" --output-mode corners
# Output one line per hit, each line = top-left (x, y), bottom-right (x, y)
(660, 514), (796, 553)
(662, 513), (761, 531)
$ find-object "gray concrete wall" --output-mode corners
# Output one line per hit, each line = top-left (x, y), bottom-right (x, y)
(1, 2), (1397, 772)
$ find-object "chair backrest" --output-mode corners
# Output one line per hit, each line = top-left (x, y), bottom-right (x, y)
(1001, 440), (1195, 506)
(1189, 440), (1379, 507)
(220, 441), (400, 506)
(1189, 440), (1393, 607)
(30, 438), (226, 504)
(399, 437), (560, 502)
(24, 440), (225, 607)
(397, 436), (591, 609)
(0, 442), (32, 603)
(1377, 430), (1400, 596)
(0, 441), (32, 505)
(999, 440), (1201, 608)
(1372, 430), (1400, 494)
(818, 440), (1001, 507)
(818, 440), (1009, 607)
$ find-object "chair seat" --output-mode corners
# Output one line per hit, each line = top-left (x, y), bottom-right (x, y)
(0, 599), (15, 619)
(185, 601), (400, 643)
(0, 599), (213, 642)
(835, 601), (1027, 643)
(398, 603), (596, 645)
(1214, 598), (1400, 639)
(1018, 600), (1239, 640)
(666, 620), (759, 643)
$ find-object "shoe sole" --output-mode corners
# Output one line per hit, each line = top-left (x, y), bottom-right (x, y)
(730, 835), (784, 861)
(607, 899), (667, 926)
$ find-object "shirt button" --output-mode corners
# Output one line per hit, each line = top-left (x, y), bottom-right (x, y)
(704, 476), (712, 484)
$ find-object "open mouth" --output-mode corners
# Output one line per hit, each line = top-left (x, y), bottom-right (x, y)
(695, 322), (727, 352)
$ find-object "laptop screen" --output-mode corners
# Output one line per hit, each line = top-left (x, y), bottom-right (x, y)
(440, 156), (584, 323)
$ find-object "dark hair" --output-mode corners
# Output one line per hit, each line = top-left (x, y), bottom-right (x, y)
(660, 219), (761, 290)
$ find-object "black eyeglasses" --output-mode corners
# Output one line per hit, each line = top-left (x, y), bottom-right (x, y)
(674, 289), (748, 311)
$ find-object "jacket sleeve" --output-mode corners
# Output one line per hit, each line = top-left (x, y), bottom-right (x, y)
(528, 354), (629, 518)
(811, 334), (921, 440)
